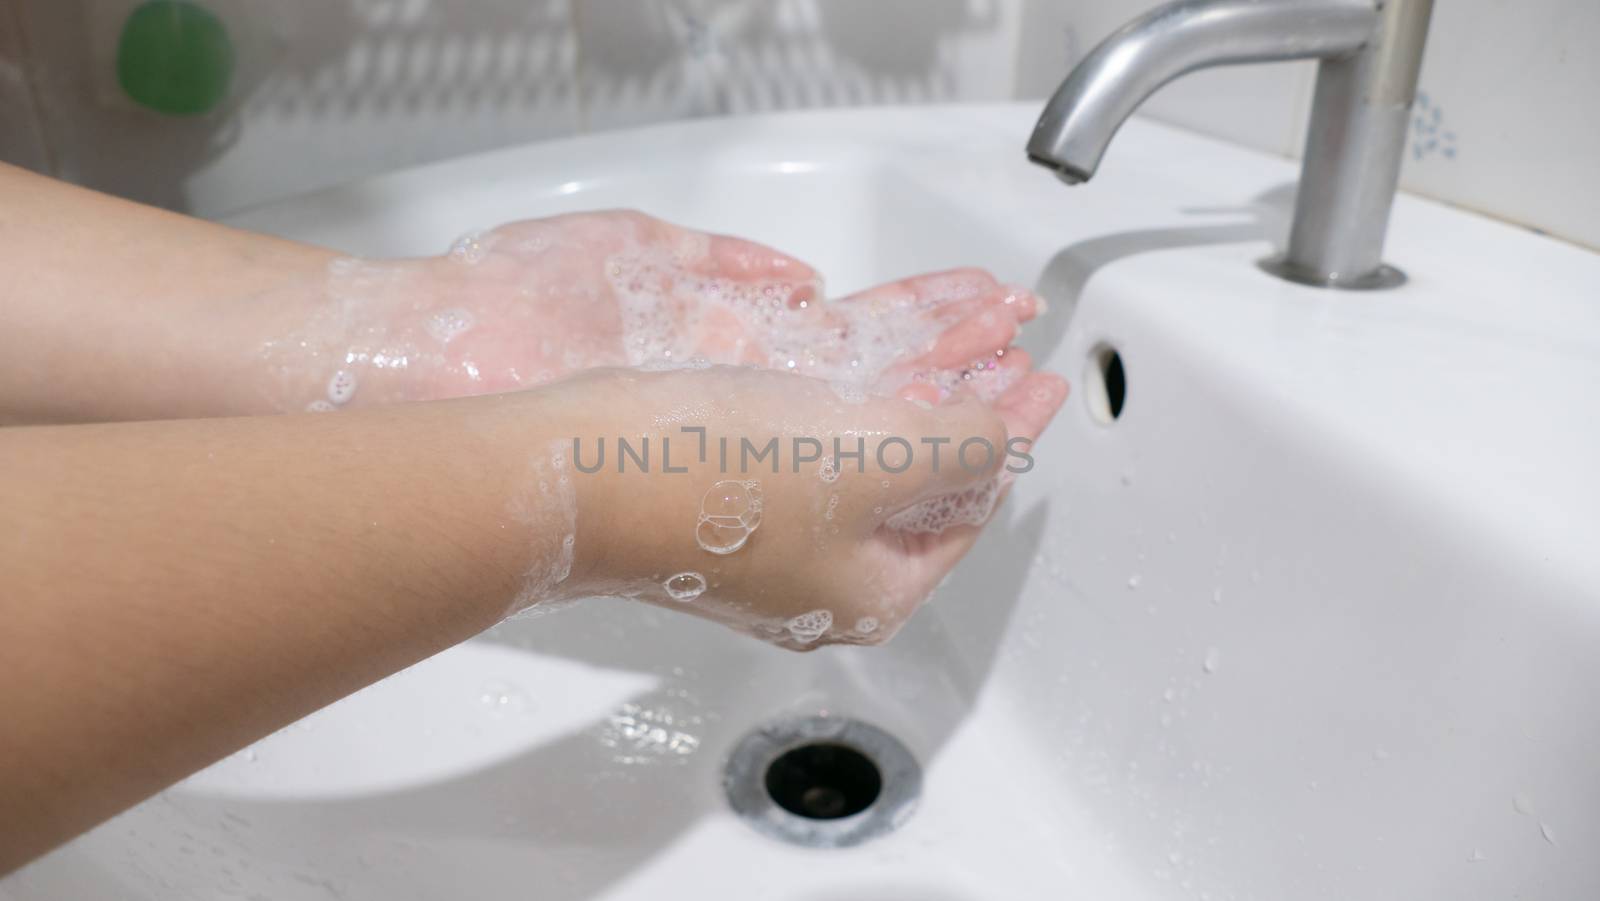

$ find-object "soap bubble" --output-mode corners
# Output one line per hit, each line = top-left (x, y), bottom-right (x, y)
(696, 480), (763, 555)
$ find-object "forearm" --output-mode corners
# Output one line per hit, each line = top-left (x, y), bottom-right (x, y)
(0, 392), (590, 870)
(0, 359), (1065, 871)
(0, 162), (338, 423)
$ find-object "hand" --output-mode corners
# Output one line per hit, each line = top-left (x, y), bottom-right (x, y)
(261, 211), (1042, 411)
(545, 363), (1067, 649)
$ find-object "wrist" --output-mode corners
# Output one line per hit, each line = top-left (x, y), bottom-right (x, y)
(251, 255), (448, 413)
(453, 382), (620, 615)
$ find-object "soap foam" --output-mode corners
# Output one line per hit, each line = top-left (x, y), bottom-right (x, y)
(885, 477), (1001, 534)
(505, 440), (579, 616)
(424, 308), (476, 344)
(785, 609), (833, 644)
(603, 244), (955, 398)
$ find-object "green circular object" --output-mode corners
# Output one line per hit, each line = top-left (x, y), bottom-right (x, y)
(116, 0), (234, 116)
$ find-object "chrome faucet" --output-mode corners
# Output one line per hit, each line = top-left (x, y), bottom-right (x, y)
(1027, 0), (1434, 290)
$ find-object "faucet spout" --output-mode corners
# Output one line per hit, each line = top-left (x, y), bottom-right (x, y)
(1028, 0), (1434, 289)
(1027, 0), (1376, 182)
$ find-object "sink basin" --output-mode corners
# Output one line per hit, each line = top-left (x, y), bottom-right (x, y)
(7, 103), (1598, 900)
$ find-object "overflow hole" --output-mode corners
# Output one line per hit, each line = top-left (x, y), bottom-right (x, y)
(1085, 343), (1127, 424)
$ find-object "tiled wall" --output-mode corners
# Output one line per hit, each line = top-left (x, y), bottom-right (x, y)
(0, 0), (1022, 216)
(574, 0), (1021, 131)
(1, 0), (1595, 250)
(7, 0), (582, 215)
(1014, 0), (1600, 251)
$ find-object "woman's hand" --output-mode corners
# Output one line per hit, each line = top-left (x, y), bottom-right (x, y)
(262, 211), (1042, 411)
(0, 353), (1066, 867)
(542, 364), (1067, 649)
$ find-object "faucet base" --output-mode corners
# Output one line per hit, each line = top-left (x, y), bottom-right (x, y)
(1258, 255), (1407, 291)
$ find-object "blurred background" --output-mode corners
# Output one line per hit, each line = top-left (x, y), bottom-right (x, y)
(0, 0), (1594, 249)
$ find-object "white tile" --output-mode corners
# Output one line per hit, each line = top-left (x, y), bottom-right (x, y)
(0, 0), (48, 170)
(577, 0), (1023, 131)
(16, 0), (580, 216)
(1399, 0), (1600, 250)
(1139, 63), (1314, 160)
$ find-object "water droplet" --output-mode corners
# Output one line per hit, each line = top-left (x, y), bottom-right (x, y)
(1513, 791), (1534, 815)
(449, 230), (490, 264)
(1127, 574), (1142, 590)
(663, 572), (706, 602)
(1540, 822), (1557, 845)
(1372, 748), (1390, 761)
(478, 680), (531, 715)
(326, 370), (358, 405)
(1211, 586), (1223, 605)
(599, 702), (702, 764)
(1202, 647), (1221, 674)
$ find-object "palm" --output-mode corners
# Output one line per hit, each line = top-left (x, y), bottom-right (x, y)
(395, 212), (1041, 403)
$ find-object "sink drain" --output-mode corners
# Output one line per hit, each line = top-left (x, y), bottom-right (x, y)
(723, 715), (920, 848)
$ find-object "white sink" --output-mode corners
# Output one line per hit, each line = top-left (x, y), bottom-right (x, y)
(8, 103), (1598, 900)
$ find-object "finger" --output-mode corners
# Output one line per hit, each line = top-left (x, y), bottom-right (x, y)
(965, 345), (1033, 404)
(912, 306), (1021, 371)
(895, 381), (942, 405)
(832, 305), (994, 395)
(892, 345), (1033, 406)
(843, 269), (1041, 324)
(922, 282), (1042, 325)
(697, 234), (823, 305)
(842, 267), (996, 312)
(991, 371), (1070, 449)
